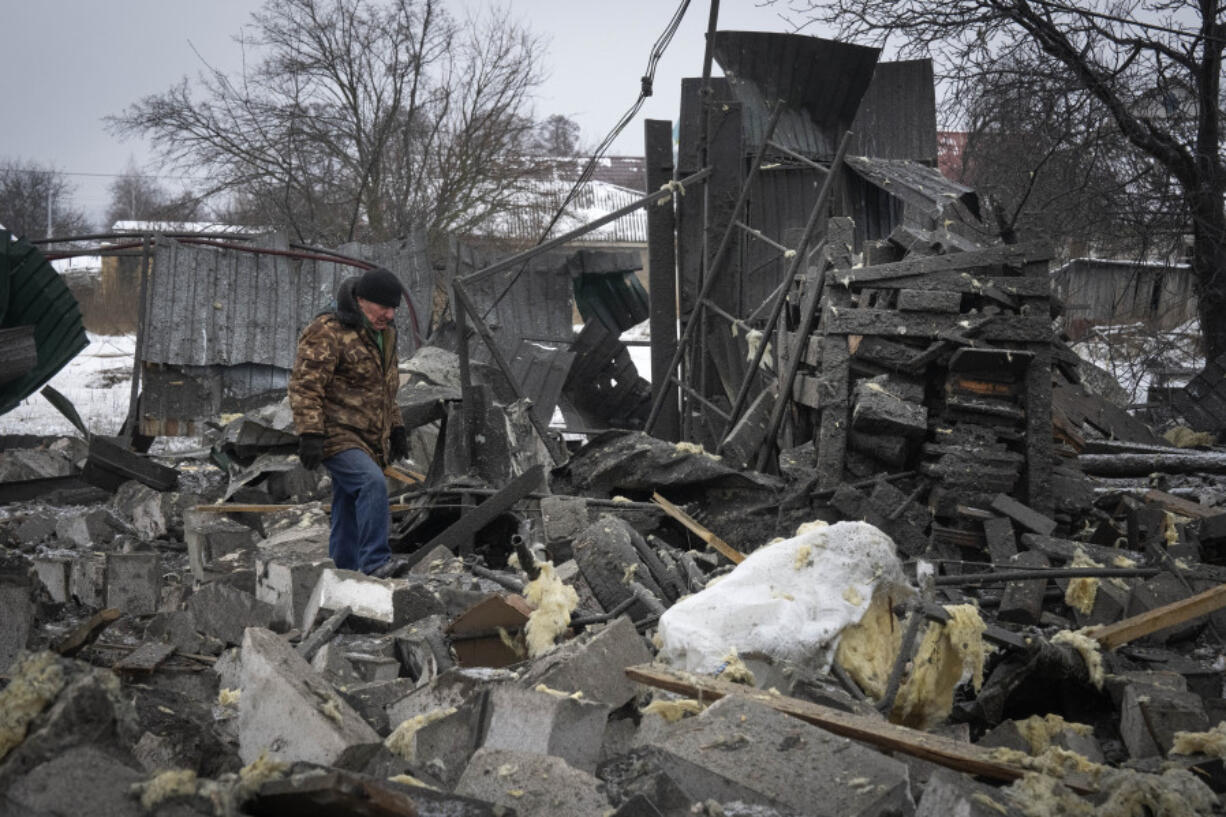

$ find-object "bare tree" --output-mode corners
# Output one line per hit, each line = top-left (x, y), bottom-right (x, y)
(530, 114), (582, 155)
(786, 0), (1226, 361)
(108, 0), (544, 249)
(105, 160), (204, 228)
(956, 48), (1184, 258)
(0, 160), (93, 240)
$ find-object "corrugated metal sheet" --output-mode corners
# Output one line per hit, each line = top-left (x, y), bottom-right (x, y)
(0, 230), (89, 416)
(712, 31), (880, 160)
(1054, 258), (1197, 334)
(335, 231), (434, 340)
(142, 239), (351, 370)
(469, 180), (647, 246)
(850, 60), (938, 163)
(846, 156), (981, 223)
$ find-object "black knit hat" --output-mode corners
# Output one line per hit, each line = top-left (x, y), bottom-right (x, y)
(353, 267), (402, 308)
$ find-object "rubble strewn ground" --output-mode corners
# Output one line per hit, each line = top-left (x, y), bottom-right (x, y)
(3, 154), (1226, 817)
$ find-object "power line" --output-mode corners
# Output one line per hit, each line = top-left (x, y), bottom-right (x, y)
(480, 0), (693, 319)
(0, 166), (206, 183)
(1024, 0), (1226, 45)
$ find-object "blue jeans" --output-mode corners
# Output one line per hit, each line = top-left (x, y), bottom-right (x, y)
(323, 448), (390, 573)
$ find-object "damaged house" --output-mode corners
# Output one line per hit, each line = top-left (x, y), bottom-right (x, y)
(1, 26), (1226, 817)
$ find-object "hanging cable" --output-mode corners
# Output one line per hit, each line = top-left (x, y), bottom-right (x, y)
(479, 0), (693, 319)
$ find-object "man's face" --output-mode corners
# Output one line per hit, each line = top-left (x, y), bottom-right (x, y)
(357, 296), (396, 330)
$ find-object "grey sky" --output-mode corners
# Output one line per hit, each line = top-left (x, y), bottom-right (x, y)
(2, 1), (820, 227)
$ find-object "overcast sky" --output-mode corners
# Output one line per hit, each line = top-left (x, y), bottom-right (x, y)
(3, 1), (834, 228)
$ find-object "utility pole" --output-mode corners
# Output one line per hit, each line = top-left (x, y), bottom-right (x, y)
(46, 171), (53, 239)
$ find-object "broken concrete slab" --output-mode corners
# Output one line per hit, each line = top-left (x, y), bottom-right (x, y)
(300, 568), (445, 633)
(184, 509), (258, 583)
(482, 683), (612, 773)
(641, 695), (911, 817)
(254, 523), (332, 629)
(31, 554), (71, 605)
(105, 552), (161, 616)
(456, 746), (612, 817)
(385, 695), (485, 788)
(2, 744), (146, 817)
(186, 582), (277, 646)
(384, 666), (516, 729)
(69, 551), (107, 608)
(1120, 682), (1211, 759)
(238, 627), (382, 769)
(112, 480), (175, 541)
(914, 767), (1024, 816)
(520, 615), (652, 708)
(54, 506), (130, 549)
(0, 567), (34, 672)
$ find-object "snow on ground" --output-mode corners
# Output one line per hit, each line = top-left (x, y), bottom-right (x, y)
(0, 333), (135, 438)
(1071, 320), (1203, 404)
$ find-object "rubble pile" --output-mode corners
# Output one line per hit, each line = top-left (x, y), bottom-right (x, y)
(3, 166), (1226, 817)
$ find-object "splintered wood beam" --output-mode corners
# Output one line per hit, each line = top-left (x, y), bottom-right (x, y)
(651, 492), (745, 564)
(624, 664), (1094, 792)
(53, 608), (121, 657)
(1086, 582), (1226, 650)
(383, 466), (425, 485)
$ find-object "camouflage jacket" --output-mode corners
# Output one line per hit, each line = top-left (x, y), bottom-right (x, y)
(288, 277), (403, 466)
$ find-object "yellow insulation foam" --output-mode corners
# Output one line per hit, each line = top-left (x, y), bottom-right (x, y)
(1016, 714), (1093, 755)
(1171, 721), (1226, 758)
(0, 652), (66, 763)
(523, 562), (579, 658)
(135, 769), (198, 810)
(1051, 629), (1104, 689)
(642, 698), (705, 722)
(834, 591), (901, 700)
(890, 604), (987, 729)
(1064, 549), (1102, 616)
(386, 707), (458, 762)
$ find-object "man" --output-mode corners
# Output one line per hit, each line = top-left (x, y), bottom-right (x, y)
(289, 266), (410, 577)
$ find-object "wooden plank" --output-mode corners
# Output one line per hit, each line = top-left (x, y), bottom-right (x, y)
(833, 240), (1051, 286)
(1086, 582), (1226, 650)
(841, 270), (1052, 297)
(652, 492), (745, 564)
(825, 310), (1052, 343)
(383, 466), (425, 485)
(623, 664), (1094, 792)
(1139, 489), (1221, 520)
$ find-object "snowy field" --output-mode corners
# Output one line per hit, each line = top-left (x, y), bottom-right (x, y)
(1, 333), (136, 438)
(0, 323), (655, 442)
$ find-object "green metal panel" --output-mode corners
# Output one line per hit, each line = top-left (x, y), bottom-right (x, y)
(0, 230), (89, 416)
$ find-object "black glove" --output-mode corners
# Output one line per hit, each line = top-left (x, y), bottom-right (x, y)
(389, 426), (409, 462)
(298, 434), (325, 470)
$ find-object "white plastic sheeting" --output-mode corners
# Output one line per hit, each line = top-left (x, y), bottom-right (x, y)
(657, 520), (912, 675)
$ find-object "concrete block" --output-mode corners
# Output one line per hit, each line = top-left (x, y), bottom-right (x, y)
(997, 550), (1050, 625)
(915, 767), (1024, 816)
(144, 610), (215, 656)
(337, 677), (419, 734)
(238, 627), (382, 768)
(4, 744), (144, 817)
(978, 718), (1103, 764)
(55, 507), (128, 549)
(301, 568), (444, 632)
(456, 747), (611, 817)
(311, 640), (364, 684)
(112, 480), (173, 540)
(0, 447), (74, 480)
(385, 666), (516, 728)
(255, 524), (332, 629)
(1068, 575), (1131, 628)
(184, 509), (259, 583)
(70, 551), (107, 608)
(643, 695), (910, 817)
(392, 613), (455, 684)
(32, 555), (72, 604)
(0, 571), (34, 672)
(520, 614), (651, 708)
(1120, 683), (1210, 759)
(1104, 670), (1188, 707)
(105, 552), (161, 615)
(387, 695), (484, 788)
(541, 495), (591, 545)
(409, 544), (457, 575)
(14, 514), (57, 545)
(482, 684), (611, 773)
(187, 582), (277, 646)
